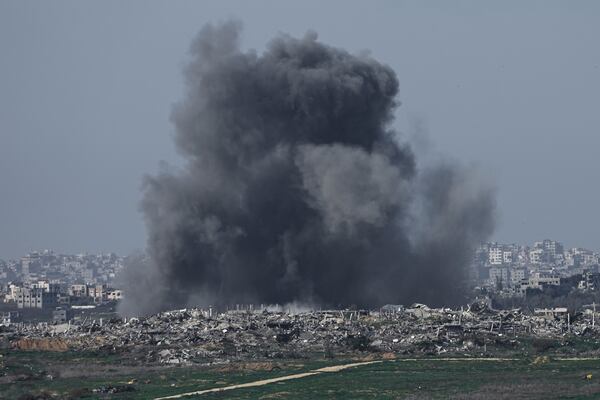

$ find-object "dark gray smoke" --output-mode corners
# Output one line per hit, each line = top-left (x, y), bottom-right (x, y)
(118, 21), (495, 316)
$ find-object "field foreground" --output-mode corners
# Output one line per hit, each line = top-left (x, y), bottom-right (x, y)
(5, 305), (600, 398)
(4, 351), (600, 399)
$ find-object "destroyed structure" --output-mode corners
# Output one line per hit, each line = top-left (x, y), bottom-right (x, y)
(5, 302), (600, 365)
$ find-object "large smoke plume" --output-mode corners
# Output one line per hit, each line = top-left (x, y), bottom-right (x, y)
(119, 21), (495, 316)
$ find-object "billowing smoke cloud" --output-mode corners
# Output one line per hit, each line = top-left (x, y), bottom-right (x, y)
(118, 21), (495, 316)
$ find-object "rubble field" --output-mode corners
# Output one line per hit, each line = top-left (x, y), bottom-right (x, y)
(4, 303), (600, 398)
(5, 302), (600, 364)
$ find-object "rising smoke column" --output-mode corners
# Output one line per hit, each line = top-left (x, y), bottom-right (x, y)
(118, 21), (495, 316)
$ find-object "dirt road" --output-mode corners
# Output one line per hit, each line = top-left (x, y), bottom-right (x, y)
(153, 360), (382, 399)
(153, 357), (561, 399)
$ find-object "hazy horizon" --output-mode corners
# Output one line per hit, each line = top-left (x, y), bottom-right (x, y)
(1, 1), (599, 259)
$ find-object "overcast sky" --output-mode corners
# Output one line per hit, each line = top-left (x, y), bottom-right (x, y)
(1, 1), (598, 259)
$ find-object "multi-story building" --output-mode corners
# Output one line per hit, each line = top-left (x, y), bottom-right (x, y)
(69, 284), (87, 297)
(487, 243), (516, 266)
(565, 248), (599, 268)
(489, 246), (504, 265)
(88, 284), (107, 303)
(32, 280), (63, 295)
(489, 266), (511, 288)
(578, 271), (597, 291)
(510, 268), (527, 287)
(1, 311), (21, 326)
(529, 248), (544, 265)
(542, 239), (564, 261)
(16, 287), (58, 309)
(519, 272), (561, 295)
(502, 250), (513, 264)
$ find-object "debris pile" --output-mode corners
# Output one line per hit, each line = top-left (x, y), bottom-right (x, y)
(4, 302), (600, 364)
(92, 385), (136, 394)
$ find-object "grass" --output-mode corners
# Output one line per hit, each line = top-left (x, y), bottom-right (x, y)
(190, 358), (600, 399)
(0, 349), (336, 399)
(4, 350), (600, 399)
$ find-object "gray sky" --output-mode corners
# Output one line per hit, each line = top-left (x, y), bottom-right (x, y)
(1, 1), (599, 259)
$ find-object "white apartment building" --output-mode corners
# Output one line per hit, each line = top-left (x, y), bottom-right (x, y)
(489, 247), (504, 265)
(529, 248), (544, 264)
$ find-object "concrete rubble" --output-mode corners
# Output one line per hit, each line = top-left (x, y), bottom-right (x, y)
(3, 301), (600, 364)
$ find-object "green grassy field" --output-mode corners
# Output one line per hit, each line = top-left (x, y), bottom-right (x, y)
(191, 358), (600, 400)
(4, 350), (600, 399)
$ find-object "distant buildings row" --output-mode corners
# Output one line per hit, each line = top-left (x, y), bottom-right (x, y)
(0, 250), (127, 325)
(473, 239), (600, 295)
(2, 280), (123, 309)
(0, 249), (124, 286)
(1, 241), (598, 311)
(479, 240), (599, 268)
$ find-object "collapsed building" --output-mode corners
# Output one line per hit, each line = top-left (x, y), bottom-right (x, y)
(4, 302), (600, 365)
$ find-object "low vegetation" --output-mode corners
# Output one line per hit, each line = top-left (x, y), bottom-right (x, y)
(4, 350), (600, 399)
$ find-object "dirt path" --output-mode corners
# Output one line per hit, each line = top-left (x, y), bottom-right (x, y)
(396, 357), (518, 361)
(153, 361), (382, 399)
(154, 357), (595, 399)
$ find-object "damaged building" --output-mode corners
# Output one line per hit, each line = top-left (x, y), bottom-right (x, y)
(4, 301), (600, 365)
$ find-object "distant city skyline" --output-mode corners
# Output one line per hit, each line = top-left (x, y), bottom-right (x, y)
(3, 236), (599, 262)
(1, 1), (599, 259)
